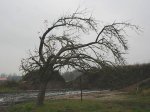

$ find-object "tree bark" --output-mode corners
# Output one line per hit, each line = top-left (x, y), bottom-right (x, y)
(36, 81), (48, 106)
(80, 76), (82, 102)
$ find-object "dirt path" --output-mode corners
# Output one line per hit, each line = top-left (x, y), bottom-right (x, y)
(47, 90), (128, 101)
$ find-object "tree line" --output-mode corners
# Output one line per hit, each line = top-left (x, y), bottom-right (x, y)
(66, 63), (150, 90)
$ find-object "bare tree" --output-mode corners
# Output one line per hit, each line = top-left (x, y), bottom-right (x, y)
(20, 9), (139, 105)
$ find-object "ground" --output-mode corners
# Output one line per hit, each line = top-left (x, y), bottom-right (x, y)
(3, 90), (150, 112)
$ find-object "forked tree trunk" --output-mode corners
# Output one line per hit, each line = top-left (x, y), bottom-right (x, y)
(36, 81), (48, 106)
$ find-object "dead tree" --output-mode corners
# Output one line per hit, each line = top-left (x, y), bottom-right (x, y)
(20, 9), (139, 105)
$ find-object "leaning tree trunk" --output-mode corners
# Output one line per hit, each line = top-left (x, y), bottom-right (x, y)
(36, 81), (48, 106)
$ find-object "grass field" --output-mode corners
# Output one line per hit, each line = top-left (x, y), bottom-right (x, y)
(0, 86), (17, 93)
(8, 93), (150, 112)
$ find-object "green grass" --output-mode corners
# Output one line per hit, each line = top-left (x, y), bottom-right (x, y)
(8, 95), (150, 112)
(0, 86), (17, 93)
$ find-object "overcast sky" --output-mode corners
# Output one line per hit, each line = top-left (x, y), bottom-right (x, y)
(0, 0), (150, 74)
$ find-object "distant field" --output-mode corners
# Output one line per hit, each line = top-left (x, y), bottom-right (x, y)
(7, 91), (150, 112)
